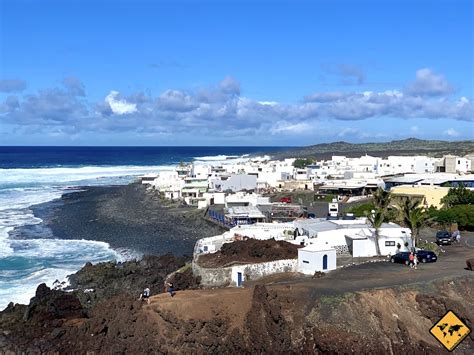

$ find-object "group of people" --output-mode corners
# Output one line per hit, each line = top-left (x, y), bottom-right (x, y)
(408, 252), (418, 269)
(138, 282), (176, 304)
(452, 230), (461, 244)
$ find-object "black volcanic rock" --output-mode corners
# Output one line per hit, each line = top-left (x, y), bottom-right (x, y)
(67, 254), (187, 307)
(24, 283), (85, 322)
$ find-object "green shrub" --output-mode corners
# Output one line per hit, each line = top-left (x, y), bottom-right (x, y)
(293, 158), (315, 169)
(441, 185), (474, 207)
(417, 242), (442, 256)
(323, 194), (336, 203)
(429, 204), (474, 230)
(345, 202), (374, 217)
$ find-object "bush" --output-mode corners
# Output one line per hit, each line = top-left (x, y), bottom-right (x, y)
(429, 204), (474, 230)
(417, 242), (442, 256)
(441, 185), (474, 207)
(323, 194), (336, 203)
(345, 202), (374, 217)
(293, 158), (315, 169)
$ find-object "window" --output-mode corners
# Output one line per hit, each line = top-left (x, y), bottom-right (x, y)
(302, 260), (309, 264)
(385, 241), (396, 246)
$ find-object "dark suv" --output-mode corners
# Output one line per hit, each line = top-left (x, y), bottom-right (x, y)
(436, 230), (452, 245)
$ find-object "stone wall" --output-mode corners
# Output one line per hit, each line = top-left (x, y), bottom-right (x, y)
(192, 255), (297, 287)
(233, 259), (297, 284)
(192, 256), (233, 287)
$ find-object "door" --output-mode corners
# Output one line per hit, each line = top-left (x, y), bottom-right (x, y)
(323, 254), (328, 270)
(237, 272), (243, 287)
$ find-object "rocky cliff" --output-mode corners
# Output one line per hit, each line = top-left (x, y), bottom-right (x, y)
(1, 270), (473, 353)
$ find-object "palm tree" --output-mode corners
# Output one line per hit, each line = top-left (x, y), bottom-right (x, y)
(372, 187), (392, 210)
(366, 208), (385, 256)
(364, 187), (393, 256)
(399, 198), (429, 249)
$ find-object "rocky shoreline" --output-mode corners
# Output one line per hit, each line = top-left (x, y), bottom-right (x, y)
(1, 182), (223, 310)
(28, 183), (225, 257)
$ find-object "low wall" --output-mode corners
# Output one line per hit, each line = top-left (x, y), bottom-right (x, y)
(232, 259), (297, 284)
(193, 255), (297, 287)
(192, 256), (233, 287)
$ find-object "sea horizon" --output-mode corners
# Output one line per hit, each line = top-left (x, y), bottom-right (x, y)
(0, 146), (279, 309)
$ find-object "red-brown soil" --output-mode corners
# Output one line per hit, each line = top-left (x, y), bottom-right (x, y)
(1, 277), (473, 353)
(197, 238), (299, 268)
(2, 233), (474, 353)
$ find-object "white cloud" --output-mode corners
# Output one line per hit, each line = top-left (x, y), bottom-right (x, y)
(219, 76), (240, 95)
(105, 91), (137, 115)
(406, 68), (453, 96)
(456, 96), (469, 108)
(270, 121), (313, 134)
(0, 79), (26, 93)
(257, 101), (278, 106)
(337, 127), (359, 137)
(3, 72), (473, 140)
(444, 128), (460, 137)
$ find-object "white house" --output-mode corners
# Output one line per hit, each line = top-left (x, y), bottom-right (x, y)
(150, 171), (183, 199)
(294, 218), (412, 257)
(210, 174), (257, 192)
(224, 192), (271, 208)
(298, 244), (337, 275)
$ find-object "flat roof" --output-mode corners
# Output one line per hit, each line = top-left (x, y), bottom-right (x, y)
(420, 178), (474, 185)
(384, 176), (424, 184)
(300, 243), (336, 252)
(225, 206), (265, 219)
(294, 218), (402, 233)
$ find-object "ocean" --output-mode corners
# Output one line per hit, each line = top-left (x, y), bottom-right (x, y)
(0, 146), (283, 309)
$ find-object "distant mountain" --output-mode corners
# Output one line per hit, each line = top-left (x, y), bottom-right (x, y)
(271, 138), (474, 159)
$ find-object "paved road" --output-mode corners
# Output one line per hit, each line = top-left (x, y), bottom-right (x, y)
(254, 229), (474, 297)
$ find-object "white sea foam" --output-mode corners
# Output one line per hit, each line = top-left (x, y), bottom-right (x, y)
(0, 226), (15, 257)
(0, 165), (172, 188)
(0, 164), (164, 310)
(193, 154), (270, 166)
(193, 155), (239, 161)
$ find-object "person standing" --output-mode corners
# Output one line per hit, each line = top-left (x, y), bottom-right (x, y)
(138, 287), (151, 304)
(413, 253), (418, 270)
(408, 252), (415, 269)
(456, 230), (461, 244)
(166, 282), (175, 297)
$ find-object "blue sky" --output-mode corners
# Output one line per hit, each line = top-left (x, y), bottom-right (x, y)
(0, 0), (472, 146)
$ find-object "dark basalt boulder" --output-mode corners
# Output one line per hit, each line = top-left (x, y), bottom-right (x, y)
(23, 283), (85, 322)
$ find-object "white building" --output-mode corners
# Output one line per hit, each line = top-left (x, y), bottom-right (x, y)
(294, 218), (412, 257)
(293, 168), (309, 180)
(298, 245), (337, 275)
(181, 177), (209, 206)
(210, 174), (257, 192)
(442, 156), (472, 174)
(224, 192), (270, 208)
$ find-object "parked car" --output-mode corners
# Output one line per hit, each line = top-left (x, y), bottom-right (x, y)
(390, 251), (437, 264)
(436, 230), (453, 245)
(390, 252), (411, 265)
(415, 250), (438, 263)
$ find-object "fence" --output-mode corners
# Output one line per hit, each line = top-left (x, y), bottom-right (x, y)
(207, 209), (256, 228)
